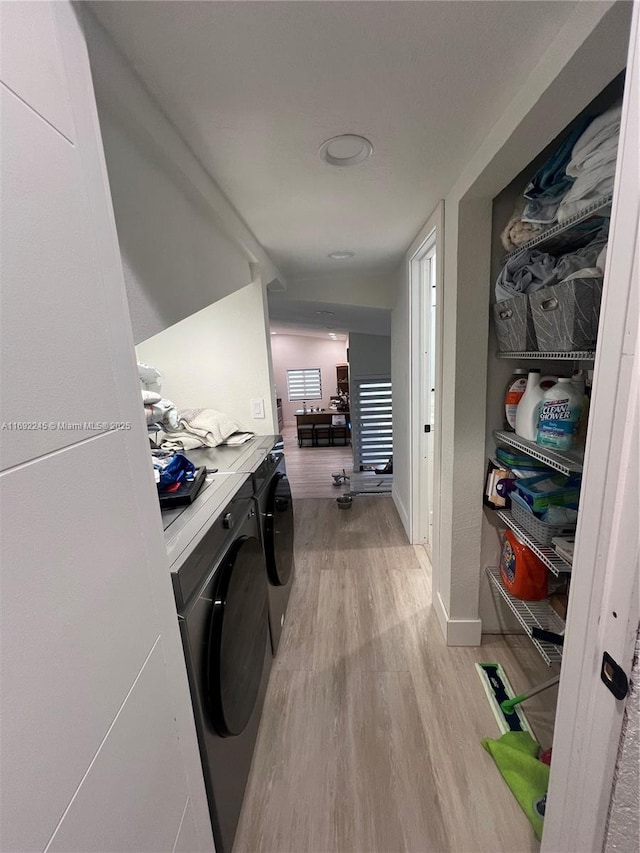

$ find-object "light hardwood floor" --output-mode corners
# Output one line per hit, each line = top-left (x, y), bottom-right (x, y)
(280, 424), (354, 499)
(235, 497), (557, 853)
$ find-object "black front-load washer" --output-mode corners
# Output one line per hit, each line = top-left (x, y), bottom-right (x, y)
(172, 474), (271, 853)
(252, 449), (295, 653)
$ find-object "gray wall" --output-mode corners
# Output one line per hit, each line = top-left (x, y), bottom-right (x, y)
(349, 332), (391, 378)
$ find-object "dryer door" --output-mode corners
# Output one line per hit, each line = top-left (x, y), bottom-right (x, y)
(265, 473), (294, 586)
(207, 534), (269, 737)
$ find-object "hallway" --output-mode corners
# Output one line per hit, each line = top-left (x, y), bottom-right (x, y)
(280, 425), (354, 499)
(235, 497), (557, 853)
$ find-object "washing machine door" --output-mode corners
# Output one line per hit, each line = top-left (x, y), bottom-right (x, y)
(265, 473), (294, 587)
(207, 534), (269, 737)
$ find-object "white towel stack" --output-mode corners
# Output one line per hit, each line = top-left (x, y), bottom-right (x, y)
(161, 408), (240, 451)
(556, 104), (622, 223)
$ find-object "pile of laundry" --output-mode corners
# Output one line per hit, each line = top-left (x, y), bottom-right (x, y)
(495, 228), (608, 302)
(501, 103), (621, 252)
(138, 362), (179, 430)
(137, 362), (241, 451)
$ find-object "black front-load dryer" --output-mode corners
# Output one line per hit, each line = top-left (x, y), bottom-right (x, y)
(253, 450), (295, 653)
(173, 475), (271, 853)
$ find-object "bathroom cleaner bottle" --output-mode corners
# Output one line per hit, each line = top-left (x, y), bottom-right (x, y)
(515, 370), (545, 441)
(537, 378), (583, 451)
(504, 368), (528, 431)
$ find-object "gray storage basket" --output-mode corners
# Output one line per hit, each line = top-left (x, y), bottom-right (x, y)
(511, 494), (575, 546)
(530, 275), (603, 352)
(493, 293), (538, 352)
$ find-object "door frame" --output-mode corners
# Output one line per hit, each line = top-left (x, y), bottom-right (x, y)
(543, 8), (639, 850)
(409, 202), (444, 565)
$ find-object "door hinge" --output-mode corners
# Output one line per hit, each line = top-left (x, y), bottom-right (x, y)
(601, 651), (629, 700)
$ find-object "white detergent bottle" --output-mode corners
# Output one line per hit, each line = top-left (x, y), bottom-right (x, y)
(515, 370), (545, 441)
(537, 378), (583, 450)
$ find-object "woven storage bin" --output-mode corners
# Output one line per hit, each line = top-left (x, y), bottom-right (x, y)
(511, 493), (575, 546)
(530, 275), (603, 352)
(493, 293), (537, 352)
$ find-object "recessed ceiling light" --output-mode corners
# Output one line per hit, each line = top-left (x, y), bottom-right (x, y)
(328, 251), (355, 260)
(319, 134), (373, 167)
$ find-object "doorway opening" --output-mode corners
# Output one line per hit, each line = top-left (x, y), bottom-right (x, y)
(410, 205), (443, 563)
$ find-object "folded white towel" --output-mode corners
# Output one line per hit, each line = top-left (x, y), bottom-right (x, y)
(160, 433), (207, 452)
(567, 132), (619, 178)
(141, 389), (162, 405)
(162, 408), (239, 450)
(566, 105), (622, 174)
(556, 171), (615, 222)
(556, 105), (621, 223)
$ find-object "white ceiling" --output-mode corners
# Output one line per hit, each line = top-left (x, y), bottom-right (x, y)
(268, 294), (390, 338)
(90, 0), (580, 283)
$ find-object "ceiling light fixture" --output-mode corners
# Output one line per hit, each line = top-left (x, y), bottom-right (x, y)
(328, 251), (355, 260)
(319, 134), (373, 167)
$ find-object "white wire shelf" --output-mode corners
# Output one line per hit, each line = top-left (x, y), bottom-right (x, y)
(497, 350), (595, 361)
(486, 567), (565, 665)
(503, 194), (613, 261)
(495, 510), (572, 576)
(494, 430), (583, 476)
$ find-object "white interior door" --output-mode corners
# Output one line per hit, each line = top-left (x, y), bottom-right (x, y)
(543, 7), (639, 850)
(420, 247), (437, 552)
(409, 203), (444, 565)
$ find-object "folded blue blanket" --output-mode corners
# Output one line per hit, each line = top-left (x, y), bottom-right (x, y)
(524, 118), (590, 203)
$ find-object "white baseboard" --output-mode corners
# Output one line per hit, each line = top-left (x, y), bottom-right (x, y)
(392, 486), (410, 539)
(434, 591), (482, 646)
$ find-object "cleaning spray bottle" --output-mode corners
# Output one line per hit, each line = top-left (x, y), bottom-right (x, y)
(515, 370), (545, 441)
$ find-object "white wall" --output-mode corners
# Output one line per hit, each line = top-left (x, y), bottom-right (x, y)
(392, 0), (632, 643)
(391, 264), (411, 533)
(136, 280), (277, 434)
(98, 110), (252, 344)
(0, 4), (213, 849)
(83, 10), (282, 344)
(270, 334), (348, 425)
(281, 271), (395, 310)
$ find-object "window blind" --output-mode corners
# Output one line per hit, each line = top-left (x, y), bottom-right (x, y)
(287, 368), (322, 401)
(352, 378), (393, 469)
